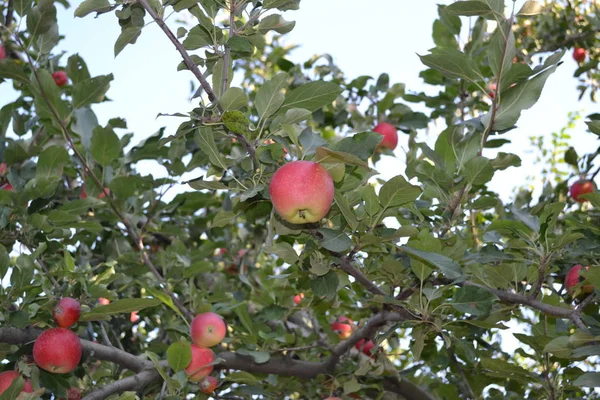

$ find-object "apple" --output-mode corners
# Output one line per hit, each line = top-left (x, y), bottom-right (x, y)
(331, 316), (354, 339)
(81, 187), (110, 200)
(130, 311), (140, 323)
(488, 82), (497, 99)
(185, 345), (215, 382)
(565, 264), (594, 294)
(191, 312), (227, 347)
(52, 71), (68, 87)
(53, 297), (81, 328)
(199, 376), (218, 394)
(573, 47), (587, 63)
(0, 163), (7, 175)
(373, 122), (398, 151)
(0, 371), (33, 395)
(0, 45), (5, 60)
(98, 298), (110, 305)
(2, 183), (13, 191)
(59, 387), (82, 400)
(569, 179), (596, 203)
(269, 161), (334, 224)
(293, 293), (305, 305)
(355, 338), (375, 356)
(33, 328), (82, 374)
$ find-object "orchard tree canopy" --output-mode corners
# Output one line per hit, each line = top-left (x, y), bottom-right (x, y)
(1, 0), (600, 399)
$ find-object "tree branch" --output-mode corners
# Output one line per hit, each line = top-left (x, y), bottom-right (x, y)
(137, 0), (222, 111)
(82, 369), (160, 400)
(383, 376), (438, 400)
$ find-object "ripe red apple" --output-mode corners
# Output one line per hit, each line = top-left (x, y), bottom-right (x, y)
(0, 163), (7, 175)
(33, 328), (82, 374)
(2, 183), (13, 191)
(355, 338), (375, 356)
(97, 188), (110, 199)
(0, 371), (33, 395)
(573, 47), (587, 63)
(98, 298), (110, 305)
(199, 376), (218, 394)
(191, 312), (227, 347)
(569, 179), (596, 203)
(331, 316), (354, 339)
(0, 45), (5, 60)
(566, 264), (594, 294)
(59, 387), (82, 400)
(53, 297), (81, 328)
(185, 345), (215, 382)
(269, 161), (334, 224)
(293, 293), (305, 305)
(52, 71), (68, 87)
(373, 122), (398, 151)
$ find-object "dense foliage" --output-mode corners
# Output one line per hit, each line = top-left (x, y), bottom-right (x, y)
(0, 0), (600, 399)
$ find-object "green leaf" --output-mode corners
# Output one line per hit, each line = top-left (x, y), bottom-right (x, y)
(334, 191), (358, 231)
(36, 145), (69, 179)
(72, 74), (113, 108)
(145, 286), (184, 317)
(0, 61), (30, 83)
(543, 336), (571, 358)
(26, 1), (57, 37)
(234, 303), (254, 335)
(318, 228), (353, 253)
(258, 14), (296, 34)
(586, 121), (600, 136)
(399, 246), (463, 279)
(330, 131), (382, 161)
(188, 177), (228, 190)
(226, 371), (260, 385)
(81, 298), (162, 321)
(311, 270), (339, 298)
(212, 211), (238, 228)
(517, 1), (542, 16)
(255, 72), (288, 120)
(451, 286), (497, 316)
(91, 125), (121, 166)
(167, 340), (192, 372)
(13, 0), (34, 16)
(419, 48), (484, 82)
(280, 81), (343, 113)
(379, 175), (422, 209)
(195, 127), (228, 170)
(114, 27), (142, 57)
(264, 242), (299, 264)
(487, 24), (515, 80)
(0, 244), (9, 280)
(574, 372), (600, 387)
(67, 54), (92, 84)
(484, 54), (562, 130)
(316, 147), (370, 169)
(220, 87), (249, 111)
(74, 0), (111, 17)
(464, 156), (494, 185)
(183, 25), (212, 50)
(445, 1), (495, 16)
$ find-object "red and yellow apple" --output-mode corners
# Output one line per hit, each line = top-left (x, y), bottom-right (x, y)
(331, 316), (354, 339)
(59, 387), (82, 400)
(293, 293), (305, 305)
(191, 312), (227, 347)
(199, 376), (218, 394)
(269, 161), (334, 224)
(373, 122), (398, 151)
(488, 82), (497, 99)
(0, 371), (33, 395)
(569, 179), (596, 203)
(53, 297), (81, 328)
(33, 328), (82, 374)
(98, 298), (110, 305)
(573, 47), (587, 63)
(566, 264), (594, 294)
(185, 345), (215, 382)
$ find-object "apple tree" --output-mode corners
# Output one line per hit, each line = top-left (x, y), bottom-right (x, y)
(0, 0), (600, 399)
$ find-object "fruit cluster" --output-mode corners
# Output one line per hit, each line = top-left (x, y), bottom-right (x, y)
(187, 311), (227, 394)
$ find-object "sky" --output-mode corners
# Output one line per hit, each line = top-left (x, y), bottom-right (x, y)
(0, 0), (597, 354)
